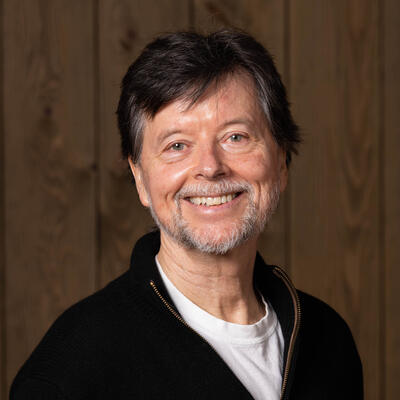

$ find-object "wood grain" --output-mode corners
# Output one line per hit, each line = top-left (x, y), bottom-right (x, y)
(98, 0), (190, 287)
(193, 0), (288, 269)
(1, 2), (398, 400)
(4, 0), (96, 391)
(384, 0), (400, 398)
(289, 1), (380, 399)
(0, 0), (4, 397)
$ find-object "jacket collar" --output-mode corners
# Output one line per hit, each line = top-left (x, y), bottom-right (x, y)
(129, 230), (300, 399)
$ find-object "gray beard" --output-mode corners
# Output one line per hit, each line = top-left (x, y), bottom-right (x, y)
(147, 179), (280, 255)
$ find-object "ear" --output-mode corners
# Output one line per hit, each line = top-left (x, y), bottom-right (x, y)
(127, 157), (150, 208)
(278, 149), (288, 193)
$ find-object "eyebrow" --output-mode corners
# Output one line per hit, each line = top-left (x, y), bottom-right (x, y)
(218, 117), (255, 129)
(156, 129), (183, 147)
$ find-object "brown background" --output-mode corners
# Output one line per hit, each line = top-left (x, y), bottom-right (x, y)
(1, 0), (399, 399)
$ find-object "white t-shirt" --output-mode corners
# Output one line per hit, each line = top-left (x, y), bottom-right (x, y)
(155, 257), (284, 400)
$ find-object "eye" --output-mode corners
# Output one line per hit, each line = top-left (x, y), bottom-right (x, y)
(169, 142), (186, 151)
(229, 134), (244, 142)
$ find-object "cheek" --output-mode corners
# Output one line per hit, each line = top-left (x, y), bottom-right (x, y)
(145, 163), (191, 205)
(235, 151), (279, 184)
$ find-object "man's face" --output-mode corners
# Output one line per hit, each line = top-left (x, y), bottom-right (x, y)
(129, 73), (288, 254)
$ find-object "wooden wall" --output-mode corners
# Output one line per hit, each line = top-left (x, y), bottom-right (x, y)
(1, 1), (398, 399)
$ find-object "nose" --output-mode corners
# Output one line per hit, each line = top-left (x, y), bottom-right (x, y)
(193, 143), (229, 180)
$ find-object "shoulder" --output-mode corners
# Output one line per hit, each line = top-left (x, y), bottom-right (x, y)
(296, 290), (363, 377)
(36, 270), (135, 343)
(10, 271), (143, 398)
(297, 290), (355, 340)
(290, 291), (363, 397)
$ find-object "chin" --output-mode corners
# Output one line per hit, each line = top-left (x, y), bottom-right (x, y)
(180, 231), (250, 255)
(148, 183), (280, 255)
(170, 217), (263, 255)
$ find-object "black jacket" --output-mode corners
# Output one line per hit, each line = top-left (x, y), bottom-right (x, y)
(10, 231), (363, 399)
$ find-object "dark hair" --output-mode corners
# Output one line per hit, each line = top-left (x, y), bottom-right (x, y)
(117, 29), (300, 166)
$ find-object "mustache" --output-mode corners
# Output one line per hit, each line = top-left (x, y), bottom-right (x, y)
(175, 180), (253, 199)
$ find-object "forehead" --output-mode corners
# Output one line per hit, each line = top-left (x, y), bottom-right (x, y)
(143, 73), (266, 137)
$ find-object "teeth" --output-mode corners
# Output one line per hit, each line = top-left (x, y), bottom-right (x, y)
(188, 193), (238, 207)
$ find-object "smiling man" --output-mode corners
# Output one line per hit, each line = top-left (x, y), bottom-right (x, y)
(11, 30), (363, 400)
(131, 72), (283, 257)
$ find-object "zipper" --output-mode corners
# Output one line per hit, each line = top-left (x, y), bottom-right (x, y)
(149, 280), (213, 347)
(149, 280), (261, 398)
(150, 269), (301, 400)
(272, 266), (301, 400)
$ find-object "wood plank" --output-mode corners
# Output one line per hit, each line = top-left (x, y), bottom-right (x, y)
(4, 0), (96, 391)
(289, 1), (380, 399)
(98, 0), (190, 287)
(0, 0), (4, 397)
(384, 0), (400, 398)
(194, 0), (288, 269)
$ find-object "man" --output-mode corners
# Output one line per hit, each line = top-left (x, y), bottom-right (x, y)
(11, 30), (363, 399)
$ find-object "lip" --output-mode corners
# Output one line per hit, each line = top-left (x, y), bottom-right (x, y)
(181, 192), (245, 214)
(183, 192), (239, 198)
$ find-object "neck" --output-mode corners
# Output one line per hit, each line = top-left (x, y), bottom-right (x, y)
(156, 231), (265, 324)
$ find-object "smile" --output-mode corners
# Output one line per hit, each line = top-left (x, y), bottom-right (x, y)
(187, 192), (240, 207)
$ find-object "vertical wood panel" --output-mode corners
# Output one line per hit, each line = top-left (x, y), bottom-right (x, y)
(0, 0), (4, 396)
(1, 3), (396, 399)
(194, 0), (288, 269)
(98, 0), (190, 287)
(4, 0), (96, 391)
(384, 0), (400, 398)
(289, 1), (380, 399)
